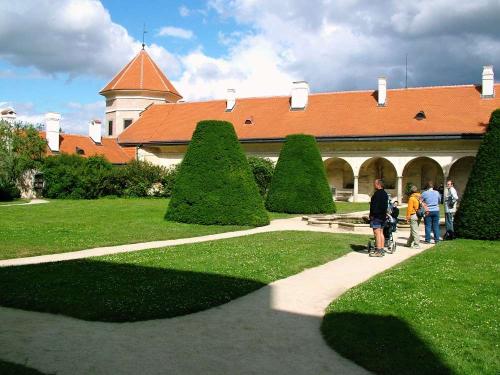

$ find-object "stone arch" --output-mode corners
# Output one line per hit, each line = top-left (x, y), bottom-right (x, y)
(448, 156), (475, 196)
(402, 157), (445, 196)
(324, 157), (355, 201)
(358, 157), (398, 199)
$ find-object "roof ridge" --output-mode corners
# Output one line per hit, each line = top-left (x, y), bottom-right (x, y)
(140, 52), (144, 89)
(111, 52), (142, 90)
(147, 52), (171, 92)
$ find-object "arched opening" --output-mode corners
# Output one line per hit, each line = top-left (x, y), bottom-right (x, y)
(324, 158), (354, 201)
(448, 156), (475, 196)
(403, 157), (444, 199)
(358, 157), (397, 200)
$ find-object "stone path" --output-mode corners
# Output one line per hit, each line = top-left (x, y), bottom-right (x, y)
(0, 198), (49, 208)
(0, 216), (434, 374)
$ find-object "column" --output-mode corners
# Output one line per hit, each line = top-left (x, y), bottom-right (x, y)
(353, 175), (359, 202)
(397, 175), (403, 203)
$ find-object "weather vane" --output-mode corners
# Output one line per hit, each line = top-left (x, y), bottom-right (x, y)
(142, 23), (148, 50)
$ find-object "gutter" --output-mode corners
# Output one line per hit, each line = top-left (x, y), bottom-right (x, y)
(119, 133), (483, 147)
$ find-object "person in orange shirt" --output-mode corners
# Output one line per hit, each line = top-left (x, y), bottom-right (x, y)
(406, 185), (421, 249)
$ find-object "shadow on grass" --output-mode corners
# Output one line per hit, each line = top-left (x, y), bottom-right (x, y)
(321, 312), (452, 375)
(0, 360), (49, 374)
(350, 243), (369, 254)
(0, 260), (265, 322)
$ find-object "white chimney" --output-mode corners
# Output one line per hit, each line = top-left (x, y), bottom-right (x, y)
(482, 65), (494, 98)
(45, 112), (61, 152)
(89, 119), (102, 144)
(226, 89), (236, 111)
(378, 77), (387, 106)
(290, 81), (309, 110)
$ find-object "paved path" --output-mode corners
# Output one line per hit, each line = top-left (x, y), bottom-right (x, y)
(0, 217), (364, 267)
(0, 214), (434, 374)
(0, 198), (49, 208)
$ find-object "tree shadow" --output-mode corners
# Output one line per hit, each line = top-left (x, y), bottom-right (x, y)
(321, 312), (453, 375)
(0, 359), (49, 374)
(0, 260), (265, 322)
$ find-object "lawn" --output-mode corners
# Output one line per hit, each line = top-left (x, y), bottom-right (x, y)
(0, 231), (368, 322)
(267, 201), (369, 220)
(0, 198), (249, 260)
(0, 198), (30, 206)
(321, 239), (499, 375)
(0, 199), (370, 260)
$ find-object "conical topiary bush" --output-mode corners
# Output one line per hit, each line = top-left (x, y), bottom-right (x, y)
(265, 134), (335, 214)
(454, 108), (500, 240)
(165, 120), (269, 226)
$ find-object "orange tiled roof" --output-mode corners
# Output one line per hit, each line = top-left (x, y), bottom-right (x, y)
(40, 132), (135, 164)
(100, 49), (182, 98)
(118, 84), (500, 144)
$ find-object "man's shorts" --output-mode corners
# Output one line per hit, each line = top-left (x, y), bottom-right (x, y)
(370, 217), (386, 229)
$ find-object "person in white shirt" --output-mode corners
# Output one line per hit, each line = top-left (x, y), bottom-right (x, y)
(444, 179), (459, 240)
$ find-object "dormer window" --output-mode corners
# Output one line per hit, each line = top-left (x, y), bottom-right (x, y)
(244, 117), (254, 125)
(415, 111), (426, 121)
(76, 147), (85, 155)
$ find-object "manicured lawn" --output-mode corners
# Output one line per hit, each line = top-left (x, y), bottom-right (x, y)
(0, 231), (368, 322)
(0, 198), (249, 260)
(0, 198), (30, 206)
(321, 239), (499, 375)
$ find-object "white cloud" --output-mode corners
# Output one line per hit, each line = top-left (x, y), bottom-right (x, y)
(157, 26), (194, 40)
(179, 5), (190, 17)
(0, 0), (180, 79)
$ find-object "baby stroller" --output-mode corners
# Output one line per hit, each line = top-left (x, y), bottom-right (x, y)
(368, 215), (397, 256)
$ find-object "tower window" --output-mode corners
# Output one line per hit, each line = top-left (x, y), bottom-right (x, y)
(124, 119), (133, 129)
(108, 121), (113, 136)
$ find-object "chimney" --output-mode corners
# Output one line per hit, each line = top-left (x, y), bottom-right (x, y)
(45, 112), (61, 152)
(226, 89), (236, 111)
(290, 81), (309, 110)
(89, 119), (102, 144)
(378, 77), (387, 106)
(482, 65), (494, 98)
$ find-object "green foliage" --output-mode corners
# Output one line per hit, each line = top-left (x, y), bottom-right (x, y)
(0, 121), (46, 200)
(42, 154), (113, 199)
(454, 109), (500, 240)
(247, 156), (275, 196)
(166, 120), (269, 226)
(265, 134), (335, 214)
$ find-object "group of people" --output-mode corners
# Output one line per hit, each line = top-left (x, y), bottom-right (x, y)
(369, 178), (459, 257)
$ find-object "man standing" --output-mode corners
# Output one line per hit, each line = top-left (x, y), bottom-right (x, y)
(405, 185), (421, 249)
(369, 179), (388, 257)
(421, 181), (441, 244)
(443, 179), (459, 240)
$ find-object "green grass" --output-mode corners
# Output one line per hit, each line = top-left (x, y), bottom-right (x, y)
(268, 202), (369, 220)
(0, 198), (249, 260)
(0, 231), (368, 322)
(399, 204), (445, 217)
(321, 239), (499, 375)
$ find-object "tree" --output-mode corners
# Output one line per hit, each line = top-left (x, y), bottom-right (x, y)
(247, 156), (275, 197)
(454, 109), (500, 240)
(265, 134), (335, 214)
(165, 120), (269, 226)
(0, 121), (46, 200)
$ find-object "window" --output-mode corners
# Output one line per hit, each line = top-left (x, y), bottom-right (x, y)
(124, 119), (133, 129)
(415, 111), (426, 121)
(108, 121), (113, 136)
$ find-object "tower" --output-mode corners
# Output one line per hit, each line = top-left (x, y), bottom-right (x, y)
(99, 49), (182, 137)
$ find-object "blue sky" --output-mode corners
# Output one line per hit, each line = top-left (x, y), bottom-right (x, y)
(0, 0), (499, 134)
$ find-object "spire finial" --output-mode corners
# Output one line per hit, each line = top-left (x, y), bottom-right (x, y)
(142, 23), (147, 50)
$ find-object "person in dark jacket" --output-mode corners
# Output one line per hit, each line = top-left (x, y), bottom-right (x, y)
(369, 179), (389, 257)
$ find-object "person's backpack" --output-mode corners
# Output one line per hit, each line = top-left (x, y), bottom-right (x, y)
(416, 197), (428, 219)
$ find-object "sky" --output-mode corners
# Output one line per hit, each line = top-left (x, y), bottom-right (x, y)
(0, 0), (499, 134)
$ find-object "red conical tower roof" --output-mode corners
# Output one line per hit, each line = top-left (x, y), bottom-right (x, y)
(100, 49), (182, 98)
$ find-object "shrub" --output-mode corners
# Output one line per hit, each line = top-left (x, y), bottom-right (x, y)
(0, 178), (20, 201)
(454, 109), (500, 240)
(247, 156), (275, 197)
(265, 134), (335, 214)
(166, 120), (269, 226)
(42, 154), (113, 199)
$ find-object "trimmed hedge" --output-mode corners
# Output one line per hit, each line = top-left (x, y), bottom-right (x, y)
(165, 120), (269, 226)
(247, 156), (275, 197)
(265, 134), (335, 214)
(454, 109), (500, 240)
